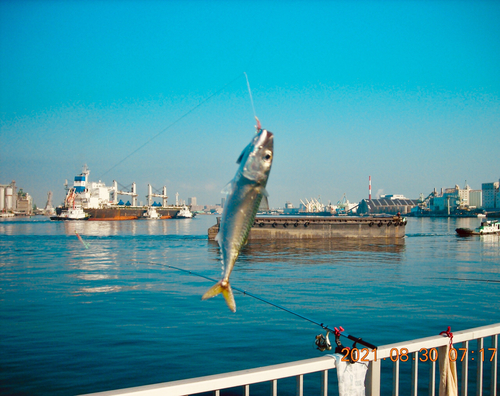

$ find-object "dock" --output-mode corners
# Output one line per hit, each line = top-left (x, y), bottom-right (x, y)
(208, 215), (407, 240)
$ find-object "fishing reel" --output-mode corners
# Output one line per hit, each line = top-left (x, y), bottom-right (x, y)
(315, 330), (332, 352)
(315, 326), (353, 356)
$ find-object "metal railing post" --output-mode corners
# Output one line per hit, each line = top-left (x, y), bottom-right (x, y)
(321, 370), (328, 396)
(296, 374), (303, 396)
(393, 359), (400, 396)
(461, 340), (469, 396)
(366, 360), (381, 396)
(411, 351), (419, 396)
(491, 335), (498, 396)
(429, 357), (436, 396)
(476, 338), (484, 396)
(270, 379), (277, 396)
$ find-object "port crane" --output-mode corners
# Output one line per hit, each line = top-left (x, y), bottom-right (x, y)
(300, 197), (324, 212)
(336, 193), (358, 215)
(44, 191), (53, 211)
(147, 184), (169, 207)
(112, 181), (139, 206)
(418, 190), (437, 210)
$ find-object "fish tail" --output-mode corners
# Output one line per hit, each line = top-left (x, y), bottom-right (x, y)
(202, 281), (236, 312)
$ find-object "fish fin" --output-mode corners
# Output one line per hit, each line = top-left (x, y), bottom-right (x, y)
(259, 195), (270, 211)
(236, 141), (251, 164)
(222, 284), (236, 312)
(221, 181), (234, 195)
(257, 187), (269, 197)
(236, 150), (245, 165)
(202, 281), (236, 313)
(202, 281), (224, 300)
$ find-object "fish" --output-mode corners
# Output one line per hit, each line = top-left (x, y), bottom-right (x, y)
(202, 119), (274, 312)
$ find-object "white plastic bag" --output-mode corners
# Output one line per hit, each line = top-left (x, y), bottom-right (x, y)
(332, 353), (369, 396)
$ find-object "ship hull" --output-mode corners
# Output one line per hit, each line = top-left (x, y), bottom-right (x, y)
(50, 216), (89, 221)
(455, 228), (474, 237)
(84, 207), (181, 221)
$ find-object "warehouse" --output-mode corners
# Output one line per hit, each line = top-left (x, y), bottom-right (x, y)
(357, 195), (419, 215)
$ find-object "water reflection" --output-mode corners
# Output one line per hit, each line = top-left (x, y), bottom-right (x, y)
(64, 218), (208, 296)
(406, 216), (484, 237)
(477, 234), (500, 244)
(209, 237), (405, 265)
(57, 217), (201, 237)
(0, 216), (51, 235)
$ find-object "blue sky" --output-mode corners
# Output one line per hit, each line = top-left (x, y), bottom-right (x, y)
(1, 0), (499, 208)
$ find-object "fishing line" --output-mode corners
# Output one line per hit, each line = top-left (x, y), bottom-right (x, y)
(429, 277), (500, 284)
(100, 73), (246, 179)
(74, 242), (375, 349)
(158, 262), (376, 350)
(244, 72), (257, 121)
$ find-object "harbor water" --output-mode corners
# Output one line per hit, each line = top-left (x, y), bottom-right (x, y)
(1, 216), (499, 395)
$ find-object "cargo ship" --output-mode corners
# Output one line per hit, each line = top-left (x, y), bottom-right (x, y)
(57, 165), (182, 220)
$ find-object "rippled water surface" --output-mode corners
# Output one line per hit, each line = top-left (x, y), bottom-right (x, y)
(1, 216), (499, 395)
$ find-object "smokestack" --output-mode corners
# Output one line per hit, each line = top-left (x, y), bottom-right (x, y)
(369, 176), (372, 200)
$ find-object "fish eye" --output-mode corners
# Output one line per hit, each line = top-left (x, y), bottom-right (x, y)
(264, 152), (272, 161)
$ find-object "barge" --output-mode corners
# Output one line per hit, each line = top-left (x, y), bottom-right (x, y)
(208, 215), (407, 240)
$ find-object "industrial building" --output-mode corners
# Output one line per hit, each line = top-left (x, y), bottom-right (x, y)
(0, 181), (17, 214)
(430, 187), (460, 213)
(0, 181), (33, 216)
(357, 195), (419, 215)
(482, 181), (500, 209)
(16, 189), (33, 215)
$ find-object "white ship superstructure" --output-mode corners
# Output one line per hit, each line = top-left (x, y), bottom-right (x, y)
(68, 165), (114, 209)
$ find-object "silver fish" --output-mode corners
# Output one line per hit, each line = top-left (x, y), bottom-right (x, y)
(202, 121), (274, 312)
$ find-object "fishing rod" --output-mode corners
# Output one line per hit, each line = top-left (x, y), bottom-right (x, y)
(162, 262), (377, 351)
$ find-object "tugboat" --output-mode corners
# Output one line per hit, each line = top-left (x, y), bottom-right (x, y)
(50, 206), (90, 221)
(456, 220), (500, 236)
(175, 205), (194, 219)
(51, 189), (90, 221)
(142, 206), (162, 220)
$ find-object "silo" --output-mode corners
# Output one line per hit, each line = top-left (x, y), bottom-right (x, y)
(0, 186), (4, 211)
(5, 186), (13, 210)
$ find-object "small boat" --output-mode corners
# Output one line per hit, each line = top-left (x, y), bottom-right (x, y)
(143, 206), (162, 220)
(175, 206), (193, 219)
(50, 206), (89, 221)
(456, 220), (500, 236)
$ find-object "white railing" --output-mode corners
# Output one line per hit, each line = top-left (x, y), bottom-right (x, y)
(367, 323), (499, 396)
(82, 323), (499, 396)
